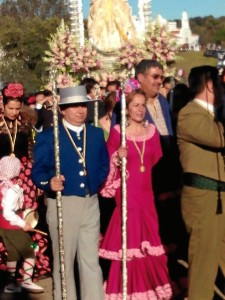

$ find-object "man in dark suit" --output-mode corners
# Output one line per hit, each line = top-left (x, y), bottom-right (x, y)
(80, 78), (105, 124)
(32, 85), (109, 300)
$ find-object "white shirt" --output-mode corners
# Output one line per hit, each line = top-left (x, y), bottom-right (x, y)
(63, 119), (84, 137)
(2, 184), (26, 228)
(194, 98), (214, 116)
(146, 97), (169, 136)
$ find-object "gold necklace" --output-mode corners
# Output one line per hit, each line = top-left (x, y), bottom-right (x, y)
(3, 117), (17, 157)
(62, 120), (87, 176)
(132, 136), (146, 173)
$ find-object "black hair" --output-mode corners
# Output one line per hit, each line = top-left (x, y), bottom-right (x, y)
(188, 65), (219, 98)
(80, 78), (98, 95)
(168, 83), (191, 116)
(104, 91), (116, 114)
(106, 80), (121, 89)
(135, 59), (163, 79)
(35, 89), (52, 97)
(163, 76), (174, 85)
(59, 103), (88, 111)
(189, 65), (225, 113)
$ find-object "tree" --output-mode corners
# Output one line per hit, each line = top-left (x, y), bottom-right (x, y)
(0, 0), (70, 93)
(190, 16), (225, 47)
(0, 0), (69, 19)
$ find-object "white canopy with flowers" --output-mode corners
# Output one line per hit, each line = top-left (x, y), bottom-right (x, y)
(44, 18), (181, 87)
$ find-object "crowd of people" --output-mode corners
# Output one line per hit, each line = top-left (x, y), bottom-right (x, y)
(0, 59), (225, 300)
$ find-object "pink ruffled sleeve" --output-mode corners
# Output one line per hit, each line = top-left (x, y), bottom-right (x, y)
(100, 126), (121, 198)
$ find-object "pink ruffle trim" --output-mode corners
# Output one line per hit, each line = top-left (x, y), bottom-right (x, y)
(100, 151), (129, 198)
(99, 241), (165, 261)
(100, 152), (120, 198)
(104, 282), (172, 300)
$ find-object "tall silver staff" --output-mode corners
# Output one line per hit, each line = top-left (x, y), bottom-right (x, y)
(120, 91), (128, 299)
(94, 100), (99, 127)
(169, 76), (176, 114)
(51, 69), (67, 300)
(94, 84), (101, 127)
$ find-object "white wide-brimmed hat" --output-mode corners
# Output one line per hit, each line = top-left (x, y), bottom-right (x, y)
(59, 85), (89, 105)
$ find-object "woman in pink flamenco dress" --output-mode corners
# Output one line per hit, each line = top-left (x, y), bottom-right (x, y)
(99, 89), (172, 299)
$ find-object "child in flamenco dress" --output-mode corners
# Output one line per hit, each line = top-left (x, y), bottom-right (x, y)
(99, 89), (172, 299)
(0, 156), (43, 294)
(0, 82), (50, 277)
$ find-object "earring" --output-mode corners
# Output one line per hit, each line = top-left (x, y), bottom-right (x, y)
(143, 120), (148, 128)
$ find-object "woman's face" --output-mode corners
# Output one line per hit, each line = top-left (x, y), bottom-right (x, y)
(127, 94), (146, 124)
(3, 99), (22, 120)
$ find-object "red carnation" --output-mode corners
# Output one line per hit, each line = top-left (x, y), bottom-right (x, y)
(4, 83), (24, 99)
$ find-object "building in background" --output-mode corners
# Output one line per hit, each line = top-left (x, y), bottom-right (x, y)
(66, 0), (85, 47)
(138, 0), (152, 35)
(135, 3), (200, 51)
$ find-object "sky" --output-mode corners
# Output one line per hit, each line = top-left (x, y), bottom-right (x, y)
(83, 0), (225, 20)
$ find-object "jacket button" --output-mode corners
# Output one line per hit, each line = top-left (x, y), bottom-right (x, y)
(80, 183), (85, 188)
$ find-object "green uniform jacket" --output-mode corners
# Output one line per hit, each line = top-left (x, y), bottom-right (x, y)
(177, 100), (225, 182)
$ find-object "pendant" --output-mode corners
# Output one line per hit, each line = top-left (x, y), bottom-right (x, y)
(140, 165), (145, 173)
(10, 153), (15, 158)
(83, 168), (87, 176)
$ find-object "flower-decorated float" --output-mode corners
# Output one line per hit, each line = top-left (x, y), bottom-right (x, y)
(44, 1), (181, 87)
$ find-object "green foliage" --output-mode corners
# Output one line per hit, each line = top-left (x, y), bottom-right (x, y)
(0, 0), (69, 19)
(215, 29), (225, 44)
(0, 16), (68, 93)
(0, 0), (69, 94)
(176, 51), (217, 83)
(190, 16), (225, 47)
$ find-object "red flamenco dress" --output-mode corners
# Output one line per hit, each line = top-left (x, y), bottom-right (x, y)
(0, 113), (51, 277)
(99, 124), (172, 299)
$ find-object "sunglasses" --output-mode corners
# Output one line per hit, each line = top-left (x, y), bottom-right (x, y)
(145, 74), (164, 80)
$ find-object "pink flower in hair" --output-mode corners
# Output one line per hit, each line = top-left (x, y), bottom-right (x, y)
(4, 83), (24, 99)
(124, 78), (140, 95)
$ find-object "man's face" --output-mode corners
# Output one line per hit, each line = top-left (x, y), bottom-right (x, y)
(89, 84), (100, 99)
(61, 104), (87, 126)
(107, 84), (117, 92)
(137, 67), (164, 98)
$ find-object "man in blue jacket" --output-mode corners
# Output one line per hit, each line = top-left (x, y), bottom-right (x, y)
(32, 85), (109, 300)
